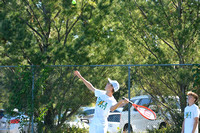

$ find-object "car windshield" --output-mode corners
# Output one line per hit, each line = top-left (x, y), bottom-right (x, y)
(138, 98), (152, 107)
(107, 114), (120, 122)
(83, 109), (95, 116)
(0, 111), (4, 118)
(1, 111), (20, 118)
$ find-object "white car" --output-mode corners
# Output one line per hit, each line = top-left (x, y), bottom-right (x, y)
(79, 107), (95, 124)
(119, 95), (166, 133)
(65, 116), (90, 129)
(107, 112), (121, 133)
(79, 107), (123, 132)
(0, 109), (30, 133)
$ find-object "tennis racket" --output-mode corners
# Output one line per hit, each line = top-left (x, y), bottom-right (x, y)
(122, 97), (156, 120)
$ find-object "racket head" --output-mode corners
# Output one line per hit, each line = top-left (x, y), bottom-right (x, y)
(133, 104), (156, 120)
(122, 97), (156, 120)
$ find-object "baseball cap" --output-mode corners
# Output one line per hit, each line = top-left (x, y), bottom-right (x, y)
(108, 78), (120, 92)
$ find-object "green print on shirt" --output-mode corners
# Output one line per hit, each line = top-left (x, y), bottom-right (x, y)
(97, 97), (108, 110)
(185, 112), (191, 118)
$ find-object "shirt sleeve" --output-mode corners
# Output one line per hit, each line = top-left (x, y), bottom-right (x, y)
(111, 98), (117, 106)
(94, 89), (105, 97)
(193, 106), (199, 118)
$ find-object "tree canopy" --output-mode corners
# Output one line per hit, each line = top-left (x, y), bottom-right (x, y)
(0, 0), (199, 131)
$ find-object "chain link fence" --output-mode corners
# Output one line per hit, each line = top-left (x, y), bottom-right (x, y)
(0, 64), (199, 133)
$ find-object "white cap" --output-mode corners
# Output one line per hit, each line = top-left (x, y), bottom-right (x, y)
(108, 78), (120, 92)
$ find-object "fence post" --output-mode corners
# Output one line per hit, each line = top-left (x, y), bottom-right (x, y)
(128, 66), (131, 133)
(31, 65), (35, 133)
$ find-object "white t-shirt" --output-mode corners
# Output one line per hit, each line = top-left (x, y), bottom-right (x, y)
(184, 104), (199, 133)
(91, 89), (117, 125)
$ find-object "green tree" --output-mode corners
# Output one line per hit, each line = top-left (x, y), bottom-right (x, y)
(1, 0), (199, 131)
(192, 64), (200, 95)
(0, 0), (129, 131)
(112, 0), (200, 127)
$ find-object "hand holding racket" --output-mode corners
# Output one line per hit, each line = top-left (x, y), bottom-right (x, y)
(122, 97), (156, 120)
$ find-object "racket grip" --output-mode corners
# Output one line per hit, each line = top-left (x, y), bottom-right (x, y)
(122, 97), (128, 100)
(122, 97), (133, 104)
(122, 97), (129, 102)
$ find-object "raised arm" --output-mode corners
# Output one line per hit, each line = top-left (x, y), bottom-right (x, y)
(74, 71), (95, 92)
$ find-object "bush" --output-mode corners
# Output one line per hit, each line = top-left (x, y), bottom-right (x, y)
(56, 124), (89, 133)
(148, 125), (181, 133)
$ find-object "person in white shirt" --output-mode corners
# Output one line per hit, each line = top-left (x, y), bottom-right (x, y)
(181, 91), (199, 133)
(74, 71), (128, 133)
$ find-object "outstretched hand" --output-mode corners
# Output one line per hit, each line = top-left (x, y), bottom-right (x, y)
(73, 70), (95, 92)
(74, 70), (80, 76)
(74, 70), (82, 79)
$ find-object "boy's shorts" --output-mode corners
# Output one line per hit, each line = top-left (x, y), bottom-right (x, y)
(89, 122), (108, 133)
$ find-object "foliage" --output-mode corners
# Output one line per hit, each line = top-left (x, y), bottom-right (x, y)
(61, 124), (89, 133)
(192, 64), (200, 96)
(148, 124), (181, 133)
(38, 123), (89, 133)
(0, 0), (129, 131)
(114, 0), (200, 126)
(0, 0), (199, 132)
(3, 66), (33, 114)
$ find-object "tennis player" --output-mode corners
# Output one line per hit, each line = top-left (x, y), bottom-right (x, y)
(74, 71), (128, 133)
(181, 91), (199, 133)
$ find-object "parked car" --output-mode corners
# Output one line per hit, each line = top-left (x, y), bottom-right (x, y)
(0, 109), (29, 133)
(79, 107), (123, 133)
(53, 110), (89, 129)
(119, 95), (167, 133)
(65, 115), (90, 129)
(79, 107), (95, 124)
(79, 107), (123, 123)
(107, 112), (121, 133)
